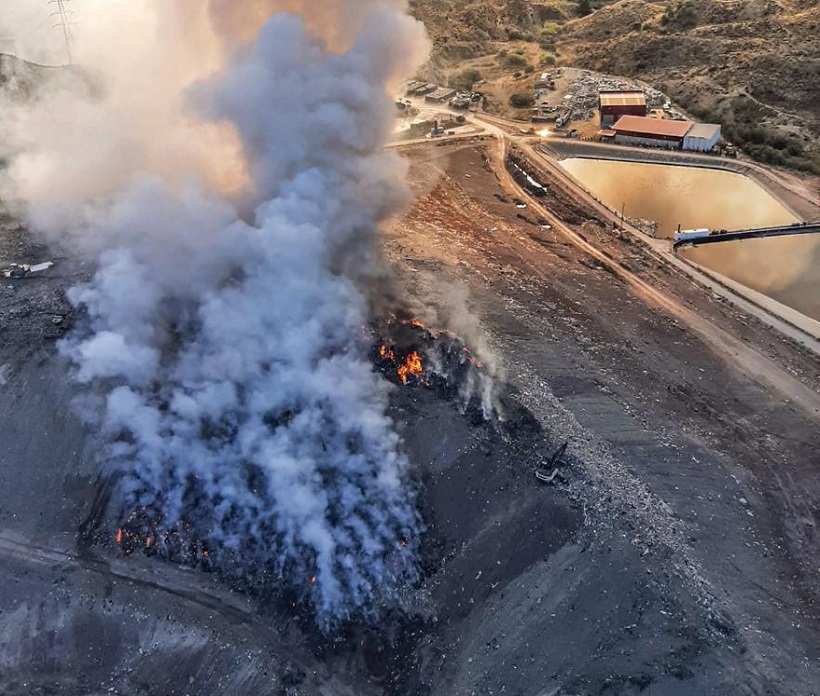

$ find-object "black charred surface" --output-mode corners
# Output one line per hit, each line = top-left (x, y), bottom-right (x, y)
(371, 313), (490, 411)
(507, 154), (549, 197)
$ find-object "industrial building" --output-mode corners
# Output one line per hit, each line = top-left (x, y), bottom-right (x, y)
(411, 83), (437, 96)
(682, 123), (722, 152)
(599, 90), (647, 127)
(405, 80), (425, 95)
(449, 93), (472, 109)
(425, 87), (456, 104)
(612, 115), (693, 149)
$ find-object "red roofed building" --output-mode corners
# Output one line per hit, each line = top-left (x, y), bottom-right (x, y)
(612, 115), (694, 149)
(599, 91), (647, 127)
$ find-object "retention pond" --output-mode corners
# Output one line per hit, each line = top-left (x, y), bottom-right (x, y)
(560, 157), (819, 323)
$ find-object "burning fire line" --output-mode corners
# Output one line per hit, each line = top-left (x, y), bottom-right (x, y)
(115, 507), (210, 563)
(385, 314), (427, 331)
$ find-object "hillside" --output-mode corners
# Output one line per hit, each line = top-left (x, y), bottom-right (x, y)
(0, 53), (91, 102)
(410, 0), (820, 173)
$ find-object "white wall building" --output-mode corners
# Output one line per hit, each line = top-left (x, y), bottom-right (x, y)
(682, 123), (722, 152)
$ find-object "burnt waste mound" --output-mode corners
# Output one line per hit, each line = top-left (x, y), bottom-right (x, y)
(77, 311), (570, 640)
(371, 311), (496, 420)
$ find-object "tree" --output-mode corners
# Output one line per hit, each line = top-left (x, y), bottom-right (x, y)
(449, 68), (483, 92)
(509, 93), (534, 109)
(505, 54), (528, 68)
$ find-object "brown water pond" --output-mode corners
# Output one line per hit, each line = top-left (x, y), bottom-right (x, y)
(560, 158), (819, 322)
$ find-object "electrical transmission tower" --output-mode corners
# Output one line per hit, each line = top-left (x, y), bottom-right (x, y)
(49, 0), (74, 65)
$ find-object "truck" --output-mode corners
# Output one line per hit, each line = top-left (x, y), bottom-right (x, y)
(673, 228), (710, 243)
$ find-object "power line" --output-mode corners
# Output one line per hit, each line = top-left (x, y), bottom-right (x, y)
(48, 0), (74, 65)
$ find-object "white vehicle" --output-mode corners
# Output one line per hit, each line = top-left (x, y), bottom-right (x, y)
(674, 228), (710, 243)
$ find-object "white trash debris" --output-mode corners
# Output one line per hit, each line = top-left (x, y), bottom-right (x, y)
(1, 261), (54, 278)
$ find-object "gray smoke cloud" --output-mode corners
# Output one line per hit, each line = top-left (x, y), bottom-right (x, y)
(2, 1), (430, 629)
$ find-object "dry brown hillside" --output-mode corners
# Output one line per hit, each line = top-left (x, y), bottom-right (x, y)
(411, 0), (820, 174)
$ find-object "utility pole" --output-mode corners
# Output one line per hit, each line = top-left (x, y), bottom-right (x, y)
(49, 0), (73, 65)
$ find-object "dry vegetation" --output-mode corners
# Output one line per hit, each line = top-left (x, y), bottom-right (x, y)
(410, 0), (820, 173)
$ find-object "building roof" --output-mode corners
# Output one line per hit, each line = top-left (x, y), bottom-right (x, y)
(599, 91), (647, 108)
(427, 87), (456, 100)
(685, 123), (721, 140)
(613, 115), (693, 138)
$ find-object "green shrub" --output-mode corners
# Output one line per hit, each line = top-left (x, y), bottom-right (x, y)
(661, 1), (698, 31)
(786, 139), (804, 157)
(540, 22), (562, 37)
(577, 0), (593, 16)
(509, 92), (534, 109)
(505, 54), (529, 68)
(449, 68), (483, 92)
(540, 53), (557, 66)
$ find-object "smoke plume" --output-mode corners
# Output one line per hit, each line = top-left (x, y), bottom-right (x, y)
(0, 0), (429, 628)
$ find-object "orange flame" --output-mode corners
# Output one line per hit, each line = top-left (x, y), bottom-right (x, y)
(311, 575), (317, 584)
(115, 529), (123, 545)
(397, 351), (423, 384)
(379, 344), (395, 362)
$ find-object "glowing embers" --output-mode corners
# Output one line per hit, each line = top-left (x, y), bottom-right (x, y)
(397, 351), (423, 384)
(115, 507), (210, 566)
(378, 342), (427, 385)
(372, 313), (494, 417)
(376, 315), (429, 386)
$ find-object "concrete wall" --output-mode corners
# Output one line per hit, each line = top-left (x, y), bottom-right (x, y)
(614, 134), (681, 150)
(600, 107), (646, 129)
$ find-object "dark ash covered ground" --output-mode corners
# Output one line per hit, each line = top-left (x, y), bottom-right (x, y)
(1, 136), (820, 696)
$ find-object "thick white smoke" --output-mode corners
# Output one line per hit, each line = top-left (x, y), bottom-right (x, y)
(2, 1), (429, 628)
